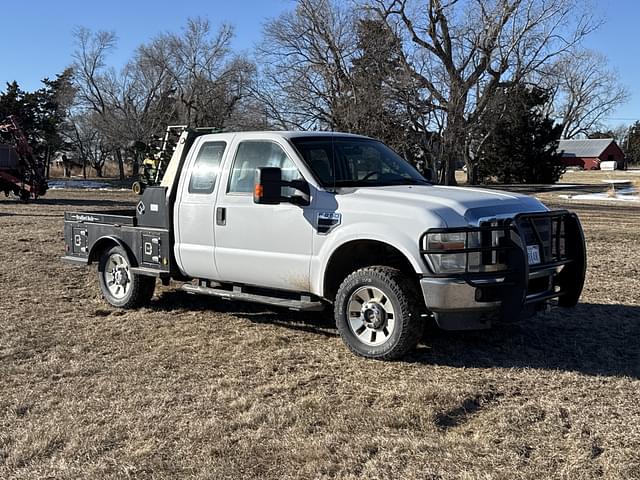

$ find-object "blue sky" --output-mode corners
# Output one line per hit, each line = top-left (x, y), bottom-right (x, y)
(1, 0), (638, 127)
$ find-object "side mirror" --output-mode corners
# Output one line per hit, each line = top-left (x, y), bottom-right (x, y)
(253, 167), (311, 206)
(254, 167), (283, 204)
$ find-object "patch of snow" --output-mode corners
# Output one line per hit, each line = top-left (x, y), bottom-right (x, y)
(48, 180), (126, 191)
(600, 179), (632, 184)
(559, 187), (640, 202)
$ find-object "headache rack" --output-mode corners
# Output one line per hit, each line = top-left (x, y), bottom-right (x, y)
(420, 210), (586, 310)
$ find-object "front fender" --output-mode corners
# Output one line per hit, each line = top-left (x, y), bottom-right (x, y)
(310, 222), (426, 296)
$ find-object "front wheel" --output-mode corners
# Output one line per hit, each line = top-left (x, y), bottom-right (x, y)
(98, 245), (155, 308)
(334, 266), (423, 360)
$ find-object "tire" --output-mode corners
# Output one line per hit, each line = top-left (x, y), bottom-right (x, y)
(334, 266), (423, 360)
(97, 245), (155, 308)
(132, 181), (144, 195)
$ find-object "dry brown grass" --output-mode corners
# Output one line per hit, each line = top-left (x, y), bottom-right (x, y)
(455, 167), (640, 186)
(559, 169), (640, 185)
(1, 189), (639, 479)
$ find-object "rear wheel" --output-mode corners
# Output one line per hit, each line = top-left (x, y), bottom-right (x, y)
(334, 266), (423, 360)
(98, 245), (155, 308)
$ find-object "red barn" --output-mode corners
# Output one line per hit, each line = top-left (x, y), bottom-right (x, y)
(557, 138), (626, 170)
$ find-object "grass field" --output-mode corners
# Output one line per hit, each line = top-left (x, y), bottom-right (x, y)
(1, 187), (639, 479)
(455, 166), (640, 186)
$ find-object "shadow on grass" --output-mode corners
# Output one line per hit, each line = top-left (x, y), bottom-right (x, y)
(151, 291), (640, 378)
(151, 290), (338, 338)
(409, 303), (640, 378)
(1, 197), (133, 208)
(0, 212), (64, 218)
(152, 292), (639, 378)
(488, 183), (607, 195)
(37, 198), (134, 208)
(152, 291), (640, 378)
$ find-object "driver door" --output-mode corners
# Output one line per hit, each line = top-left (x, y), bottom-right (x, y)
(214, 139), (314, 291)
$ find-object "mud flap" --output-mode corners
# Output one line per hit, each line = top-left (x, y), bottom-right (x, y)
(556, 213), (586, 307)
(498, 228), (528, 322)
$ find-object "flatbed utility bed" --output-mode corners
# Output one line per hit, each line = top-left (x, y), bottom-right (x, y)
(64, 210), (137, 226)
(62, 187), (173, 277)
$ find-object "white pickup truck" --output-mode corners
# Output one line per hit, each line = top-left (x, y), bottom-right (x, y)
(62, 130), (586, 359)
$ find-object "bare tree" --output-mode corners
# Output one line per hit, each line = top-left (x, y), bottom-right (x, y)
(371, 0), (597, 184)
(71, 19), (257, 179)
(61, 111), (109, 177)
(71, 27), (128, 178)
(137, 17), (254, 128)
(545, 49), (628, 139)
(255, 0), (358, 130)
(71, 27), (117, 116)
(71, 27), (184, 178)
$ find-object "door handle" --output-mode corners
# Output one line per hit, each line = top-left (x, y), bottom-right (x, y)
(216, 207), (226, 226)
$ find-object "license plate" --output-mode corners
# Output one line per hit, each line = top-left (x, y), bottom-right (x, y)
(527, 245), (541, 265)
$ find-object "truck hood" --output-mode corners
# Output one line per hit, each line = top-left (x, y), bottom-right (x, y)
(336, 184), (548, 227)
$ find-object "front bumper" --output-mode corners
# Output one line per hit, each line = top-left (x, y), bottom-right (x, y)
(420, 277), (501, 312)
(419, 211), (586, 330)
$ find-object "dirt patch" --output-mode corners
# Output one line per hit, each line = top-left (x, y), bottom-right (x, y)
(0, 189), (639, 479)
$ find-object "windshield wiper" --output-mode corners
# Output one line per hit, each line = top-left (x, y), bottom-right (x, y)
(384, 177), (431, 186)
(331, 177), (430, 187)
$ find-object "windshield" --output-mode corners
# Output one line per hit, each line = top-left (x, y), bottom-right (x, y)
(289, 136), (429, 188)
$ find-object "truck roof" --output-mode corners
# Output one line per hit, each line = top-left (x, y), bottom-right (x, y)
(159, 130), (375, 193)
(206, 131), (372, 140)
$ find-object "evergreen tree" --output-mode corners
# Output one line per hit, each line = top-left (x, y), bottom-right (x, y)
(0, 71), (73, 167)
(626, 121), (640, 165)
(342, 19), (425, 165)
(476, 86), (564, 184)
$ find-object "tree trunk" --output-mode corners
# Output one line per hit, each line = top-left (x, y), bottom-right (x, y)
(82, 158), (87, 179)
(132, 153), (140, 178)
(45, 146), (51, 179)
(115, 149), (125, 180)
(468, 162), (479, 185)
(465, 142), (479, 186)
(440, 132), (460, 185)
(441, 87), (471, 186)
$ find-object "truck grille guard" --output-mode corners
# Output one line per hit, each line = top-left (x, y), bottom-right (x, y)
(420, 210), (587, 316)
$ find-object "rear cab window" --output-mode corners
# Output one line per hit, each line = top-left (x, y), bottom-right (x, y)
(188, 141), (227, 194)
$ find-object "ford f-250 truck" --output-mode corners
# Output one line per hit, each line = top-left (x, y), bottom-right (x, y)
(62, 130), (586, 360)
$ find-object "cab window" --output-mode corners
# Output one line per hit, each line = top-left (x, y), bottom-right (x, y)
(228, 141), (302, 195)
(188, 142), (226, 194)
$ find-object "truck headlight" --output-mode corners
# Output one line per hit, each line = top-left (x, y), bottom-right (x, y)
(424, 232), (468, 274)
(422, 230), (508, 275)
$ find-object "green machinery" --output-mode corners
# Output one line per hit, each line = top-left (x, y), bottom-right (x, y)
(131, 125), (221, 195)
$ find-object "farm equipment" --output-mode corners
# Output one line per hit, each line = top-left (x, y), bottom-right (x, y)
(0, 115), (47, 200)
(132, 125), (187, 195)
(131, 125), (222, 195)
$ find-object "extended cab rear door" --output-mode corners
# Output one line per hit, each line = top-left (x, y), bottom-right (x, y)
(174, 134), (234, 279)
(213, 136), (314, 292)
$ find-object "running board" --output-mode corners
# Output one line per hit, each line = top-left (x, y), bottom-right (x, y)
(181, 284), (325, 312)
